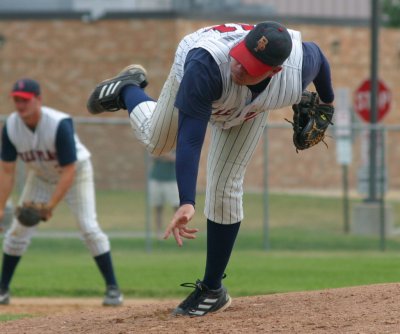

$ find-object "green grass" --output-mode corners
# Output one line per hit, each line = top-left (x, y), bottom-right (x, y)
(0, 314), (32, 322)
(3, 238), (400, 299)
(2, 191), (400, 300)
(40, 191), (400, 249)
(44, 190), (400, 230)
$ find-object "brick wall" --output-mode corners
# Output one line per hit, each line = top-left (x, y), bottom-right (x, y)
(0, 18), (399, 192)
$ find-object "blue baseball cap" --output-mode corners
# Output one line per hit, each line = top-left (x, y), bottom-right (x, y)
(11, 78), (41, 99)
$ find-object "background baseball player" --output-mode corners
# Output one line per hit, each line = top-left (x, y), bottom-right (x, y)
(0, 78), (122, 306)
(87, 21), (334, 316)
(148, 151), (179, 239)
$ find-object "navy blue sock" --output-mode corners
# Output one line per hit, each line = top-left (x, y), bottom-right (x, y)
(0, 253), (21, 291)
(94, 252), (118, 287)
(121, 85), (154, 115)
(203, 219), (241, 290)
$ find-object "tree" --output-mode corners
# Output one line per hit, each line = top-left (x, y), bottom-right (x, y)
(382, 0), (400, 27)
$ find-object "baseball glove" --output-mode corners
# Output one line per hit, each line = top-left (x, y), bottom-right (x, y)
(286, 90), (334, 152)
(16, 202), (49, 227)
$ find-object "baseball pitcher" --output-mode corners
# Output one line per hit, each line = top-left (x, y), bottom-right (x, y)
(87, 21), (334, 316)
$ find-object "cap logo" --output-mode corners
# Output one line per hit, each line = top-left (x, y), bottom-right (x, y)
(18, 81), (25, 89)
(254, 36), (268, 52)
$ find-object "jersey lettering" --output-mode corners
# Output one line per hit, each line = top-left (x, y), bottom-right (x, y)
(18, 150), (57, 163)
(243, 111), (259, 122)
(210, 23), (254, 33)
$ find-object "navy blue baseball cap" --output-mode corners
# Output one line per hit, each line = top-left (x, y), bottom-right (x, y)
(230, 21), (293, 76)
(11, 78), (41, 99)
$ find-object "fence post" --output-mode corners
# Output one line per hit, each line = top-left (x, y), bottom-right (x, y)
(263, 126), (270, 251)
(145, 152), (153, 252)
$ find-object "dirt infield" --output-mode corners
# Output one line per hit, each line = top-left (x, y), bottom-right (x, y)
(1, 283), (400, 333)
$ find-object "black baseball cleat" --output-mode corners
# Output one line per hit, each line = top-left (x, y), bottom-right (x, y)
(87, 64), (148, 115)
(102, 285), (123, 306)
(0, 288), (10, 305)
(172, 280), (231, 316)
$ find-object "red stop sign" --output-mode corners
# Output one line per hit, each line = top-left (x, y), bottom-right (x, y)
(354, 79), (391, 122)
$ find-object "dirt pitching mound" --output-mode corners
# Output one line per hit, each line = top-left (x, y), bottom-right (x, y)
(1, 283), (400, 334)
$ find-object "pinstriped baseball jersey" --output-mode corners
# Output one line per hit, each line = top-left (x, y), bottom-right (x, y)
(5, 106), (90, 183)
(174, 24), (303, 129)
(128, 23), (307, 223)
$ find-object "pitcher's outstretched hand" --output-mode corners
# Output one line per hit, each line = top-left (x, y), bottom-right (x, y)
(163, 204), (198, 247)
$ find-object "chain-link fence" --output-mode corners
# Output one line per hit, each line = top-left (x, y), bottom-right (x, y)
(1, 116), (400, 250)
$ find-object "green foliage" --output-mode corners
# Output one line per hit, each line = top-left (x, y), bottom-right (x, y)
(382, 0), (400, 27)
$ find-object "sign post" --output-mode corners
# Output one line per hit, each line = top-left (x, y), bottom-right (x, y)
(351, 76), (393, 241)
(353, 78), (391, 202)
(351, 0), (393, 247)
(334, 88), (352, 233)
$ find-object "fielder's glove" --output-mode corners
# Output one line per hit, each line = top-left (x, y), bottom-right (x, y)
(16, 202), (50, 227)
(286, 90), (334, 152)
